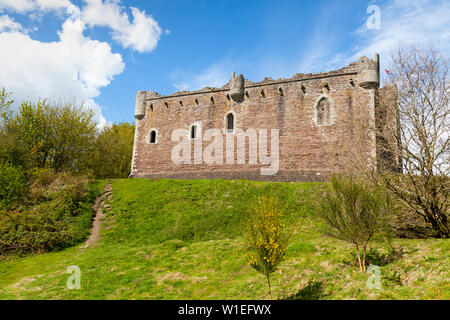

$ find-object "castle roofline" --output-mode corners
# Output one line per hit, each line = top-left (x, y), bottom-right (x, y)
(134, 54), (380, 119)
(142, 57), (373, 101)
(145, 70), (359, 101)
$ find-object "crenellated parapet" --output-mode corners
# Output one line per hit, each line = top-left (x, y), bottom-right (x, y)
(133, 54), (381, 120)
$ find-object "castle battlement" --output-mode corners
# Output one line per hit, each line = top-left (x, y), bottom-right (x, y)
(135, 55), (380, 119)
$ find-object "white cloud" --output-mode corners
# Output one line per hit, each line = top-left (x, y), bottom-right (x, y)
(0, 14), (25, 32)
(0, 0), (164, 127)
(81, 0), (162, 53)
(0, 0), (163, 52)
(0, 0), (35, 13)
(350, 0), (450, 65)
(0, 15), (124, 128)
(0, 0), (77, 14)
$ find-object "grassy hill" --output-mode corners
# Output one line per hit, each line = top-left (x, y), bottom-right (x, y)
(0, 179), (448, 299)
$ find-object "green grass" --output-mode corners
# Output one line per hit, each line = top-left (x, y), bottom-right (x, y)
(0, 179), (448, 300)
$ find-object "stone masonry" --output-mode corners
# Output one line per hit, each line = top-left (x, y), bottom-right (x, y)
(130, 54), (400, 181)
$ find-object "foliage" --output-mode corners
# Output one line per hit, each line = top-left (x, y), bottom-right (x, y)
(246, 195), (290, 298)
(0, 125), (30, 168)
(89, 122), (135, 179)
(0, 169), (101, 257)
(317, 175), (393, 272)
(0, 89), (135, 179)
(0, 163), (27, 208)
(12, 100), (97, 172)
(0, 88), (27, 167)
(0, 87), (13, 126)
(0, 99), (97, 172)
(377, 45), (449, 238)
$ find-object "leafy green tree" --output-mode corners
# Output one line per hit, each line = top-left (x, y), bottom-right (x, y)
(8, 100), (97, 172)
(43, 102), (97, 171)
(0, 87), (13, 126)
(0, 88), (30, 167)
(89, 122), (135, 178)
(246, 195), (290, 299)
(0, 89), (134, 179)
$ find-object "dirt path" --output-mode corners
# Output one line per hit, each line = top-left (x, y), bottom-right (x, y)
(82, 183), (113, 249)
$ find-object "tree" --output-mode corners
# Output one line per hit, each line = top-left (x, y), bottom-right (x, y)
(0, 89), (135, 179)
(0, 87), (13, 126)
(377, 45), (449, 238)
(318, 175), (392, 272)
(2, 99), (97, 172)
(0, 88), (30, 167)
(89, 122), (135, 178)
(246, 195), (290, 299)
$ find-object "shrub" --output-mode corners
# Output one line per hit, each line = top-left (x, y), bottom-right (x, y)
(376, 45), (449, 238)
(0, 170), (100, 258)
(0, 163), (27, 207)
(378, 173), (449, 238)
(28, 168), (88, 204)
(246, 195), (290, 299)
(317, 175), (393, 272)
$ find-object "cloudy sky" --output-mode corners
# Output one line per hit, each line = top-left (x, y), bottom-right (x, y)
(0, 0), (448, 126)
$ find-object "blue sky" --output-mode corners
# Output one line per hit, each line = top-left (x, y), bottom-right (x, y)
(0, 0), (448, 126)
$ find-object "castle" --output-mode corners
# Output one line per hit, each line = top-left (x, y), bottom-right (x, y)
(130, 54), (400, 181)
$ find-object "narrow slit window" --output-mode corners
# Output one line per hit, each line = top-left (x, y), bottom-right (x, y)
(150, 130), (157, 144)
(191, 125), (197, 139)
(226, 113), (234, 133)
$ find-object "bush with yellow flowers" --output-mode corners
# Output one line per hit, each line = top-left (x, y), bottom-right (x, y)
(246, 195), (290, 299)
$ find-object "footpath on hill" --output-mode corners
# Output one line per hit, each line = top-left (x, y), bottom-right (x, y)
(83, 183), (113, 248)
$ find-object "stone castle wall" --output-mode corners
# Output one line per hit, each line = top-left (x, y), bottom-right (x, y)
(131, 54), (395, 181)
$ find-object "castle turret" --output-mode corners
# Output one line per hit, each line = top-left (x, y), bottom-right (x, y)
(229, 72), (245, 101)
(134, 91), (146, 120)
(356, 53), (380, 89)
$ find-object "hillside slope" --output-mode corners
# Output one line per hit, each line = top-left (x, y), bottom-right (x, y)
(0, 179), (448, 299)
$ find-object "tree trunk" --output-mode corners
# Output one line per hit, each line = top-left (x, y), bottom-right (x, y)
(266, 273), (272, 300)
(355, 243), (363, 272)
(362, 243), (368, 272)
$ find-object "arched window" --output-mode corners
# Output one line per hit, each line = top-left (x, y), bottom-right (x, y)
(316, 98), (330, 125)
(190, 124), (197, 139)
(226, 113), (234, 133)
(150, 130), (157, 144)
